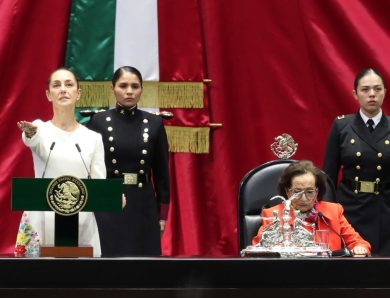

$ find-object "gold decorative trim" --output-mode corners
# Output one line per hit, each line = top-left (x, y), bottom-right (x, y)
(165, 126), (210, 153)
(77, 81), (204, 108)
(77, 81), (116, 107)
(152, 82), (204, 108)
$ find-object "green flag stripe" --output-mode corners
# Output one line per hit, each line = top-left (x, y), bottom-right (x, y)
(65, 0), (116, 80)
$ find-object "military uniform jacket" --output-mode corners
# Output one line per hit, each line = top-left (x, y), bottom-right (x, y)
(323, 112), (390, 255)
(88, 105), (170, 256)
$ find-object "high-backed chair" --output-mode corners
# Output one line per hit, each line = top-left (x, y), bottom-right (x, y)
(237, 160), (336, 252)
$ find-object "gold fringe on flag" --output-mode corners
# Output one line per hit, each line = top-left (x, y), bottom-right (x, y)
(77, 81), (204, 108)
(149, 82), (204, 108)
(78, 81), (116, 107)
(165, 126), (210, 153)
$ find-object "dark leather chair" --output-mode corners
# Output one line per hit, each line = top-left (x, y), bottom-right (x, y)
(237, 160), (336, 252)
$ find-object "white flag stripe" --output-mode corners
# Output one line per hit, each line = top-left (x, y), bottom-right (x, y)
(114, 0), (160, 81)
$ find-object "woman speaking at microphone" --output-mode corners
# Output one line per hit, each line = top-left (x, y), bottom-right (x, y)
(16, 68), (106, 257)
(252, 160), (371, 257)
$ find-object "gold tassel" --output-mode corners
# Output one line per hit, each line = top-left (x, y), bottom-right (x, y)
(77, 81), (115, 107)
(165, 126), (210, 153)
(76, 81), (204, 108)
(155, 82), (204, 108)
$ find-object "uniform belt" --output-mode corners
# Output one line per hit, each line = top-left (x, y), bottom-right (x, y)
(123, 172), (150, 185)
(342, 177), (390, 195)
(108, 171), (150, 185)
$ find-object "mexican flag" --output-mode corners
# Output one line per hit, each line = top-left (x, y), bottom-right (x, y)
(66, 0), (210, 153)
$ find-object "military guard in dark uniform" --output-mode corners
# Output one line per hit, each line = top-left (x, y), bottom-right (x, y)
(323, 68), (390, 256)
(88, 66), (170, 256)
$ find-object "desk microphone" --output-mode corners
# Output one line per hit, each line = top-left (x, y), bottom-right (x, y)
(42, 142), (55, 178)
(317, 212), (352, 257)
(75, 143), (91, 179)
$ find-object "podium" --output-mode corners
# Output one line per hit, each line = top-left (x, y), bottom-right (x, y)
(11, 177), (122, 257)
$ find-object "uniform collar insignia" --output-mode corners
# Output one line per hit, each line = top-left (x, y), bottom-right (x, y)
(116, 104), (138, 116)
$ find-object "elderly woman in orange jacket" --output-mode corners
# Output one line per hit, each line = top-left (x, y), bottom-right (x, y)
(252, 160), (371, 257)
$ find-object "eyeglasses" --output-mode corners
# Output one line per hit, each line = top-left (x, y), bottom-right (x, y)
(288, 188), (318, 199)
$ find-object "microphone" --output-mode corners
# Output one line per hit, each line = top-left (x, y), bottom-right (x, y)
(75, 143), (91, 179)
(317, 212), (352, 257)
(42, 142), (55, 178)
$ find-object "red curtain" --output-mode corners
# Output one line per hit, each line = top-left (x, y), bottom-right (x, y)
(2, 0), (390, 256)
(162, 0), (390, 256)
(0, 0), (71, 254)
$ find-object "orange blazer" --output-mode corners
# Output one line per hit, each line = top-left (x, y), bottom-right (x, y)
(252, 201), (371, 254)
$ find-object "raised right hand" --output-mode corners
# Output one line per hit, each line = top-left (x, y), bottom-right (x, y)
(17, 121), (37, 138)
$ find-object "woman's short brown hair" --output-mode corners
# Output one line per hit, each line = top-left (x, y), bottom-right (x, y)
(277, 160), (326, 201)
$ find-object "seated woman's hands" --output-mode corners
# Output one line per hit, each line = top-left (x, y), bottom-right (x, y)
(351, 245), (369, 257)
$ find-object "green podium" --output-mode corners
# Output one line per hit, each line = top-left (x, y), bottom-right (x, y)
(12, 177), (122, 257)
